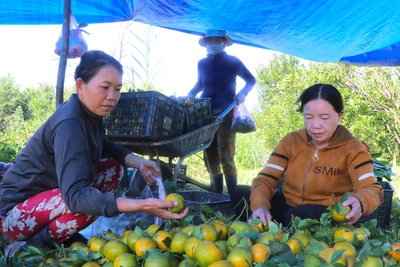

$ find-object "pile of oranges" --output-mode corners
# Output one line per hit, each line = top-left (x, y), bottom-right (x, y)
(22, 193), (399, 267)
(32, 216), (400, 267)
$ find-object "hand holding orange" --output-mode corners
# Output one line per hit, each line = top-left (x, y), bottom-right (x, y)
(166, 193), (185, 213)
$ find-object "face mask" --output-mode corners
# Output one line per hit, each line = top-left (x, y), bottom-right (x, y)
(206, 44), (224, 55)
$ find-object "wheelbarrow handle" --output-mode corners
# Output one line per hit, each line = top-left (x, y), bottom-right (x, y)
(217, 99), (238, 120)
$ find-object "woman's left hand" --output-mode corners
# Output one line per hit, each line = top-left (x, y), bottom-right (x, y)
(343, 196), (363, 225)
(116, 197), (189, 220)
(139, 198), (189, 220)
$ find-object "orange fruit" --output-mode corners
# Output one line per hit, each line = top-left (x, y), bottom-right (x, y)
(69, 241), (87, 249)
(215, 240), (228, 252)
(146, 224), (161, 238)
(103, 231), (119, 240)
(286, 238), (302, 255)
(353, 228), (371, 242)
(331, 205), (350, 222)
(170, 232), (190, 254)
(333, 228), (354, 242)
(249, 223), (260, 233)
(103, 262), (114, 267)
(333, 241), (357, 257)
(181, 224), (196, 236)
(304, 254), (322, 266)
(87, 236), (100, 247)
(194, 240), (223, 267)
(164, 251), (180, 267)
(184, 236), (202, 259)
(178, 258), (197, 267)
(114, 252), (138, 267)
(89, 237), (107, 253)
(82, 262), (101, 267)
(255, 231), (276, 245)
(126, 231), (140, 252)
(144, 252), (170, 267)
(103, 239), (130, 262)
(251, 243), (271, 263)
(292, 232), (309, 248)
(208, 260), (234, 267)
(215, 240), (228, 260)
(200, 224), (218, 242)
(135, 237), (157, 258)
(386, 242), (400, 263)
(257, 222), (267, 233)
(383, 254), (398, 265)
(213, 220), (229, 240)
(229, 221), (251, 235)
(226, 247), (253, 267)
(121, 230), (132, 238)
(227, 234), (252, 253)
(275, 230), (284, 241)
(319, 248), (346, 265)
(165, 193), (184, 213)
(356, 256), (384, 267)
(152, 230), (173, 251)
(171, 227), (182, 235)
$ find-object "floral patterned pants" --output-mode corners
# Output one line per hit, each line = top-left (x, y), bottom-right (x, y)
(0, 158), (123, 243)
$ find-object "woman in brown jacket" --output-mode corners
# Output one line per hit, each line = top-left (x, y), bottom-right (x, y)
(231, 84), (383, 226)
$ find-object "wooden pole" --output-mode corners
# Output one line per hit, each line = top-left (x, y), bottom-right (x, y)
(55, 0), (71, 107)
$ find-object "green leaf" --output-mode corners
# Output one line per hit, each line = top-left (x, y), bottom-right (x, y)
(199, 212), (207, 223)
(76, 248), (90, 261)
(268, 221), (279, 234)
(279, 232), (290, 243)
(269, 240), (291, 256)
(268, 251), (298, 265)
(304, 242), (326, 255)
(364, 246), (386, 257)
(330, 249), (345, 263)
(339, 192), (350, 203)
(297, 218), (320, 229)
(190, 226), (202, 238)
(184, 214), (195, 224)
(200, 204), (214, 214)
(162, 236), (172, 248)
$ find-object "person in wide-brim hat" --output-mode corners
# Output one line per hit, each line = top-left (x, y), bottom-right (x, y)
(186, 29), (256, 197)
(199, 29), (233, 47)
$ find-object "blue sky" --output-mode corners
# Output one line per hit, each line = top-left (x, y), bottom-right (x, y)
(0, 22), (277, 106)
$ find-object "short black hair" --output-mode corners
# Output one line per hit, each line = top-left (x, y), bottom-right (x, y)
(74, 50), (123, 82)
(297, 84), (343, 114)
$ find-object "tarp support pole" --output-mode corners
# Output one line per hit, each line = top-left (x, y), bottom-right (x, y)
(55, 0), (71, 107)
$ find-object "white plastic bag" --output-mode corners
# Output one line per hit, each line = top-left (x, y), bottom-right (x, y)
(231, 103), (257, 133)
(154, 177), (166, 226)
(54, 13), (88, 58)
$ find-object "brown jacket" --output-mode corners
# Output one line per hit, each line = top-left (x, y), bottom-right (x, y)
(250, 126), (383, 215)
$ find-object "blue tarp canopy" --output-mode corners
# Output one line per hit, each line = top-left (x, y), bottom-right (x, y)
(2, 0), (400, 66)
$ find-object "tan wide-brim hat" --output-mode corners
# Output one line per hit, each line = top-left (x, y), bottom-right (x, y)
(199, 29), (233, 47)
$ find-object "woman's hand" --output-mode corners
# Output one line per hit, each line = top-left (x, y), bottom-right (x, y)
(141, 198), (189, 220)
(125, 154), (161, 186)
(138, 160), (160, 186)
(251, 207), (272, 225)
(343, 196), (363, 225)
(117, 197), (189, 220)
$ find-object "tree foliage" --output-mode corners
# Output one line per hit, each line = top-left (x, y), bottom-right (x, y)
(252, 54), (400, 167)
(0, 77), (56, 161)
